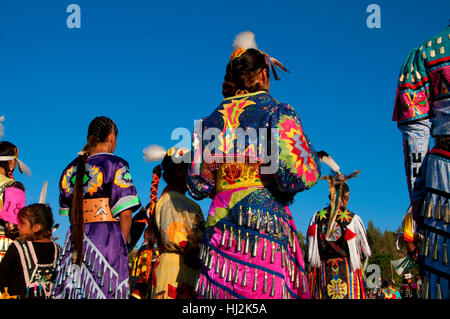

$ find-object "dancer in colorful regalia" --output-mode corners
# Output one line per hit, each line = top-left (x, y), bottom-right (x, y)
(393, 23), (450, 299)
(187, 31), (321, 299)
(52, 116), (141, 299)
(306, 165), (371, 299)
(0, 141), (28, 262)
(143, 145), (205, 299)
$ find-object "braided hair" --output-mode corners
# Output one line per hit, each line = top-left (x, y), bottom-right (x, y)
(222, 48), (270, 98)
(71, 116), (118, 265)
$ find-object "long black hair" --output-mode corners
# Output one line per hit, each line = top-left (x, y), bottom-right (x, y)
(222, 49), (270, 98)
(71, 116), (118, 265)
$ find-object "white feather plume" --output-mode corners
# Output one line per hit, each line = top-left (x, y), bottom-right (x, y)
(143, 144), (167, 163)
(39, 181), (48, 204)
(0, 115), (4, 140)
(17, 159), (32, 177)
(318, 151), (340, 174)
(232, 31), (258, 50)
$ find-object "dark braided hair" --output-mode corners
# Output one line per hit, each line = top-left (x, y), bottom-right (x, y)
(222, 48), (270, 98)
(71, 116), (118, 265)
(0, 141), (18, 178)
(17, 204), (54, 241)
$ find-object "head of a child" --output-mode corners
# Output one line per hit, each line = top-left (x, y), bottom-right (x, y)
(161, 147), (190, 193)
(17, 204), (54, 241)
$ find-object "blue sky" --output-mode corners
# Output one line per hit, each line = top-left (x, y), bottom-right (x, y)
(0, 0), (449, 245)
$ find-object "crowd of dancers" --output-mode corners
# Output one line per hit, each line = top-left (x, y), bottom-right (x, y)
(0, 24), (448, 300)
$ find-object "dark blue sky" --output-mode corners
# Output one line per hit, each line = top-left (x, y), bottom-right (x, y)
(1, 0), (449, 244)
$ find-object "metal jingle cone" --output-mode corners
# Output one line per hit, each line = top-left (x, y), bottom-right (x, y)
(436, 198), (442, 221)
(256, 210), (261, 230)
(264, 272), (268, 294)
(432, 235), (439, 261)
(426, 198), (433, 219)
(244, 233), (250, 254)
(228, 226), (234, 248)
(444, 201), (450, 223)
(422, 277), (429, 299)
(204, 247), (210, 267)
(253, 268), (258, 292)
(436, 282), (442, 299)
(292, 231), (297, 253)
(206, 282), (211, 299)
(233, 264), (240, 284)
(221, 225), (227, 246)
(252, 236), (259, 258)
(302, 273), (307, 294)
(194, 277), (200, 293)
(282, 282), (287, 299)
(281, 246), (285, 268)
(266, 213), (271, 234)
(237, 229), (242, 252)
(271, 242), (276, 264)
(273, 215), (280, 234)
(238, 206), (243, 226)
(227, 261), (233, 282)
(247, 208), (253, 228)
(262, 238), (267, 260)
(270, 274), (276, 297)
(216, 287), (221, 299)
(290, 261), (295, 283)
(208, 251), (214, 270)
(425, 235), (430, 257)
(420, 198), (427, 217)
(295, 270), (300, 289)
(220, 258), (227, 278)
(242, 266), (248, 287)
(215, 255), (221, 274)
(443, 242), (448, 265)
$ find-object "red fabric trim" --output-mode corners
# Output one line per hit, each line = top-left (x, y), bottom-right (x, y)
(307, 224), (316, 237)
(179, 241), (187, 248)
(397, 76), (429, 90)
(430, 148), (450, 158)
(167, 284), (178, 299)
(426, 56), (450, 67)
(344, 228), (356, 241)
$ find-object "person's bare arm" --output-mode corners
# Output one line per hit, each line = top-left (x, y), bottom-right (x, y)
(119, 209), (133, 243)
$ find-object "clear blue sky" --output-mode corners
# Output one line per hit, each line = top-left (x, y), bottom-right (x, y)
(1, 0), (449, 245)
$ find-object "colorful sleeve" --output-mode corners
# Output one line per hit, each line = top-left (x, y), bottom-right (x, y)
(59, 164), (75, 216)
(110, 160), (141, 217)
(187, 119), (216, 200)
(393, 47), (432, 202)
(268, 103), (321, 194)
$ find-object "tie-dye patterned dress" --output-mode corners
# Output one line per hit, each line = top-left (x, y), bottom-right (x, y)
(52, 153), (141, 299)
(187, 91), (321, 299)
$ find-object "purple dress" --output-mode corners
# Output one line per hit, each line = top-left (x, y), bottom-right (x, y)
(52, 153), (141, 299)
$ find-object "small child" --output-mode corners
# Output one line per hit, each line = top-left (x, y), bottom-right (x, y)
(0, 204), (61, 298)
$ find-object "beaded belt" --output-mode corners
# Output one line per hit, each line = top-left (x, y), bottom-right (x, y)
(83, 198), (117, 223)
(216, 163), (263, 192)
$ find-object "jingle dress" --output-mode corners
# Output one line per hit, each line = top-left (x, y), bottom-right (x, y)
(52, 153), (141, 299)
(188, 91), (321, 299)
(393, 25), (450, 299)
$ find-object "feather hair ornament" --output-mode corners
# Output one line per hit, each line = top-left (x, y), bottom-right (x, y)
(317, 150), (360, 239)
(229, 31), (290, 81)
(232, 31), (258, 51)
(39, 181), (48, 204)
(143, 144), (167, 163)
